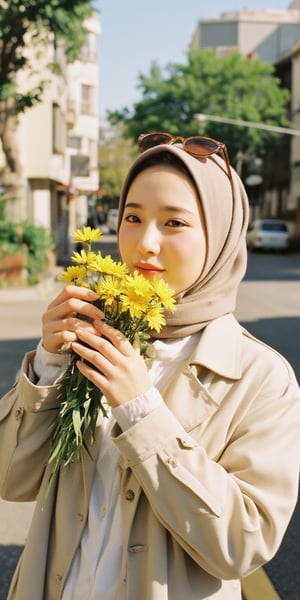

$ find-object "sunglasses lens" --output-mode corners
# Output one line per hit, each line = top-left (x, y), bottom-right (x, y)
(185, 137), (219, 157)
(138, 133), (172, 151)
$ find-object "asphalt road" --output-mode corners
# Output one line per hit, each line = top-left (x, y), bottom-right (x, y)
(236, 252), (300, 381)
(236, 251), (300, 600)
(0, 247), (299, 599)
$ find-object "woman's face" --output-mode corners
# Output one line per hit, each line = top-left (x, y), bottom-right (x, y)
(118, 164), (207, 295)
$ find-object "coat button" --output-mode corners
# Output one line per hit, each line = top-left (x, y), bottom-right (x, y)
(55, 573), (62, 584)
(166, 457), (177, 467)
(125, 489), (135, 501)
(14, 407), (24, 420)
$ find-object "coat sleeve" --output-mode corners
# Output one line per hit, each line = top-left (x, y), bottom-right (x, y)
(112, 353), (300, 581)
(0, 351), (61, 502)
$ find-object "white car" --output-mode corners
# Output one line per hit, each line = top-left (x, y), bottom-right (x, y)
(106, 209), (119, 233)
(246, 219), (290, 251)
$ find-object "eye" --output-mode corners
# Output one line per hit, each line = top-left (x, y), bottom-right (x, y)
(166, 218), (186, 228)
(124, 214), (141, 223)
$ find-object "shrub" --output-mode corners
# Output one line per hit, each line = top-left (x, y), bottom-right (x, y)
(0, 220), (55, 285)
(20, 221), (55, 284)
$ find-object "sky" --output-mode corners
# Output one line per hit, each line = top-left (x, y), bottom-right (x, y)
(96, 0), (293, 122)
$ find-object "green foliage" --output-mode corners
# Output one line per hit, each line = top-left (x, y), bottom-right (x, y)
(0, 220), (54, 285)
(0, 0), (94, 109)
(98, 125), (137, 203)
(108, 49), (290, 164)
(0, 198), (4, 221)
(21, 221), (55, 283)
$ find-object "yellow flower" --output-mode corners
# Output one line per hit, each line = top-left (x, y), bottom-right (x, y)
(46, 226), (176, 496)
(125, 271), (154, 298)
(150, 277), (176, 312)
(145, 304), (166, 332)
(120, 294), (145, 319)
(72, 226), (102, 243)
(95, 276), (122, 306)
(119, 272), (154, 318)
(59, 265), (88, 285)
(90, 254), (129, 277)
(72, 249), (97, 266)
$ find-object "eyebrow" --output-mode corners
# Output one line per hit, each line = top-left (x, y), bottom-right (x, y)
(124, 202), (194, 215)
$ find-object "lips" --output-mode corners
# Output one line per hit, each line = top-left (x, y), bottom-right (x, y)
(134, 262), (164, 275)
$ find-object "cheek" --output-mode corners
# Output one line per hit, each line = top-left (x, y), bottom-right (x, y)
(169, 235), (206, 287)
(118, 226), (133, 260)
(171, 235), (206, 266)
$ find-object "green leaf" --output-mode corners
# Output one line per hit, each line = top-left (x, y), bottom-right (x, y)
(72, 407), (83, 442)
(47, 436), (63, 463)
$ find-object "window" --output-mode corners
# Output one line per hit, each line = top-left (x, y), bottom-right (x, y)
(67, 135), (82, 150)
(261, 222), (288, 232)
(81, 85), (95, 115)
(81, 32), (97, 62)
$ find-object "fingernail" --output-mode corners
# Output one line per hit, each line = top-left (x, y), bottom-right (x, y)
(58, 341), (72, 353)
(88, 290), (99, 298)
(94, 310), (104, 318)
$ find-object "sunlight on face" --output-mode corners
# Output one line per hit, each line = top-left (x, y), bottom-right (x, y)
(118, 164), (207, 295)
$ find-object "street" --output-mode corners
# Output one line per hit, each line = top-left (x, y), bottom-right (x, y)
(0, 247), (299, 599)
(236, 251), (300, 381)
(236, 252), (300, 600)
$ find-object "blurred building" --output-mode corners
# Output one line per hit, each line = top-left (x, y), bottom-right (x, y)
(190, 1), (300, 239)
(65, 14), (100, 247)
(190, 6), (300, 61)
(0, 12), (101, 263)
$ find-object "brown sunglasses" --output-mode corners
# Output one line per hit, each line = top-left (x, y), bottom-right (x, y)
(138, 131), (232, 184)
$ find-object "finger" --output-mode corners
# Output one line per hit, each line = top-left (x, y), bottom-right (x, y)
(71, 340), (113, 379)
(47, 285), (99, 309)
(43, 298), (104, 332)
(44, 315), (102, 337)
(43, 317), (103, 354)
(93, 320), (133, 356)
(73, 328), (121, 366)
(41, 329), (78, 354)
(75, 358), (107, 391)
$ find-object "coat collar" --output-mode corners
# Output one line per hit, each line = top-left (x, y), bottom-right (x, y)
(190, 314), (243, 380)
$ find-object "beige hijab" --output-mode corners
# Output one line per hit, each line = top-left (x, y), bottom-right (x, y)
(118, 144), (249, 339)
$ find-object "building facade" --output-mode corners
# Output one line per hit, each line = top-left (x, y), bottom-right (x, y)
(190, 7), (300, 61)
(0, 12), (101, 263)
(190, 2), (300, 238)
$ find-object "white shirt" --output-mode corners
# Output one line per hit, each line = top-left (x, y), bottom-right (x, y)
(34, 334), (199, 599)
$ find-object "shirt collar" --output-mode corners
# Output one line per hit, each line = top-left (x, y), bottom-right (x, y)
(190, 314), (242, 380)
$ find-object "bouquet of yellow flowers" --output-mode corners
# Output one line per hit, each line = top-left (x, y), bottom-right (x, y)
(46, 226), (175, 493)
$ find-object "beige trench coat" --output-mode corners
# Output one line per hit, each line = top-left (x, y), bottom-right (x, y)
(1, 314), (300, 600)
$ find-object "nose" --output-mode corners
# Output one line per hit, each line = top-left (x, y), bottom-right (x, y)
(137, 223), (160, 255)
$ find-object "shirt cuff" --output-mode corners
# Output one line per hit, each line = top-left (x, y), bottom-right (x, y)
(111, 385), (163, 431)
(33, 339), (71, 386)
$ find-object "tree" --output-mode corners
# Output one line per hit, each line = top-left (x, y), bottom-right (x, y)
(98, 125), (137, 206)
(108, 49), (290, 168)
(0, 0), (94, 179)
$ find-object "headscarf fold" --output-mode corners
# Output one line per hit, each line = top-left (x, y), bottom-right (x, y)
(118, 144), (249, 339)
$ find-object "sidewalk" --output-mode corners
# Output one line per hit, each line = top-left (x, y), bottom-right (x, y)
(0, 233), (117, 304)
(0, 267), (64, 303)
(0, 269), (64, 599)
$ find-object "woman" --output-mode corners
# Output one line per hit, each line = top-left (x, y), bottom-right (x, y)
(1, 133), (300, 600)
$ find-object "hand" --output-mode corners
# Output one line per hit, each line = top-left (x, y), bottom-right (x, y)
(42, 285), (104, 354)
(71, 320), (151, 407)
